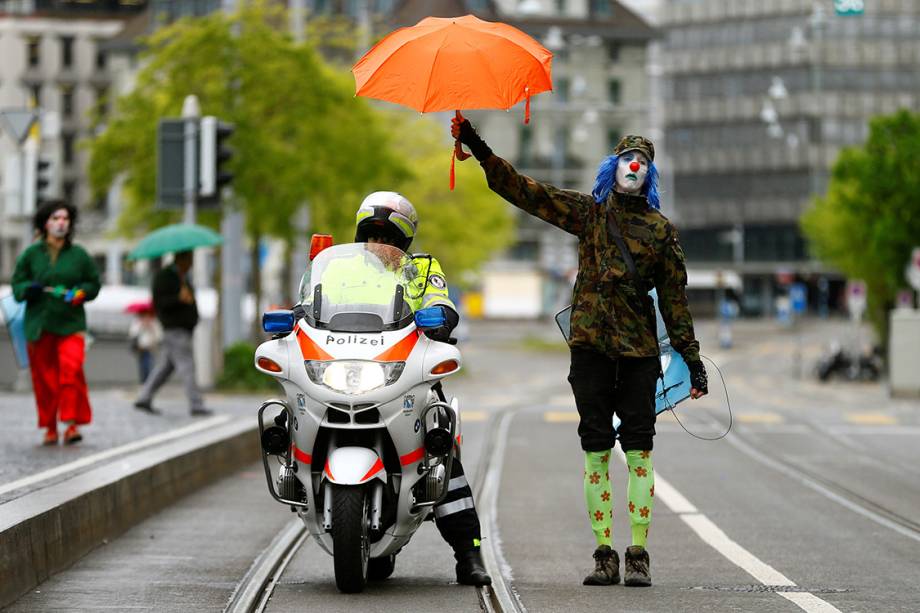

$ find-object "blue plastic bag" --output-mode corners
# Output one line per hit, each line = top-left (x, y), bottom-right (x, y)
(0, 294), (29, 369)
(554, 289), (691, 432)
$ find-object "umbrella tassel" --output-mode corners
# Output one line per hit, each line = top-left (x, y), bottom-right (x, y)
(450, 147), (456, 191)
(524, 85), (531, 124)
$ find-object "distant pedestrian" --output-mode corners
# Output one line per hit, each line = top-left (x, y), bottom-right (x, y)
(134, 250), (211, 416)
(11, 200), (101, 445)
(128, 307), (162, 383)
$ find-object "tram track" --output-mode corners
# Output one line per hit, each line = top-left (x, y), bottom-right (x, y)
(222, 396), (541, 613)
(699, 409), (920, 544)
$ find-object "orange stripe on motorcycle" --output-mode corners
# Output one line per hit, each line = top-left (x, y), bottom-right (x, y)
(296, 327), (334, 361)
(374, 330), (420, 362)
(292, 444), (312, 464)
(360, 457), (385, 482)
(399, 446), (425, 465)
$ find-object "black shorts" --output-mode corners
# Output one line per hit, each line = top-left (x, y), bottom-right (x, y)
(567, 346), (659, 452)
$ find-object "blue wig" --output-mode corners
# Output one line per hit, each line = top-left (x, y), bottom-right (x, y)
(591, 154), (660, 210)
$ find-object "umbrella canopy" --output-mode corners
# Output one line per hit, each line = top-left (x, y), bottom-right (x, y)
(128, 224), (223, 260)
(124, 300), (154, 314)
(353, 15), (553, 190)
(353, 14), (553, 116)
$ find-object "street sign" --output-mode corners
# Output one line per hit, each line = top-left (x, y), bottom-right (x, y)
(846, 280), (867, 318)
(906, 247), (920, 292)
(834, 0), (864, 16)
(0, 109), (37, 144)
(790, 282), (807, 314)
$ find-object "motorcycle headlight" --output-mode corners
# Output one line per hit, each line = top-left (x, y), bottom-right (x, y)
(304, 360), (404, 395)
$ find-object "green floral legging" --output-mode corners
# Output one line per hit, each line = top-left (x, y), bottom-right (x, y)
(584, 449), (654, 548)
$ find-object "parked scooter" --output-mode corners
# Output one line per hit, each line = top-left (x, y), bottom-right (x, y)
(815, 341), (882, 382)
(254, 240), (462, 593)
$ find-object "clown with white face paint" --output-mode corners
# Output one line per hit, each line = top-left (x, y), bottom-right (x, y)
(452, 116), (707, 588)
(615, 151), (649, 195)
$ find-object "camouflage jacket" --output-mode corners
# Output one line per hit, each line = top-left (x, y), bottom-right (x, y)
(481, 155), (700, 363)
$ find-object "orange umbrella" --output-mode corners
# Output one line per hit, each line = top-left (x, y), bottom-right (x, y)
(353, 14), (553, 189)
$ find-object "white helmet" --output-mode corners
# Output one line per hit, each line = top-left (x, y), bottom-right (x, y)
(354, 191), (418, 251)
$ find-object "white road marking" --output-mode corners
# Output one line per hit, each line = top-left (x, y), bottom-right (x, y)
(614, 450), (842, 613)
(0, 415), (231, 497)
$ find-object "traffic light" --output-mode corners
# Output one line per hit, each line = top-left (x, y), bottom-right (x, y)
(199, 115), (234, 203)
(156, 118), (186, 209)
(35, 157), (52, 204)
(20, 144), (54, 214)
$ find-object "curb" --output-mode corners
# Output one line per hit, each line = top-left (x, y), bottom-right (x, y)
(0, 418), (259, 608)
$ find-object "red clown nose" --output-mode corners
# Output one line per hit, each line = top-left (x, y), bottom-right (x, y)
(629, 161), (640, 172)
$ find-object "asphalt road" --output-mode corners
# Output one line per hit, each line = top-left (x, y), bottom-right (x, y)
(7, 319), (920, 612)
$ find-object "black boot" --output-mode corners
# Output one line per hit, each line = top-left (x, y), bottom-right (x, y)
(623, 545), (651, 586)
(583, 545), (620, 586)
(455, 548), (492, 586)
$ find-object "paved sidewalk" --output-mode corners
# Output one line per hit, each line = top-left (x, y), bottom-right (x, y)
(0, 384), (264, 504)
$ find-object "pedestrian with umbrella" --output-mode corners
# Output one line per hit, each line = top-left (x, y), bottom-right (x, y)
(11, 200), (100, 445)
(452, 115), (709, 587)
(130, 224), (222, 417)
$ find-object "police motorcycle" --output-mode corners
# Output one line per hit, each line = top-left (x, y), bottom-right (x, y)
(254, 237), (462, 593)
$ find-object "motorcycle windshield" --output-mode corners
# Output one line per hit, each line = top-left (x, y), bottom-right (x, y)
(299, 243), (417, 332)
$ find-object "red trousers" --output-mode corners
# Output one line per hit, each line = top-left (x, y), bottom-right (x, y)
(27, 332), (92, 430)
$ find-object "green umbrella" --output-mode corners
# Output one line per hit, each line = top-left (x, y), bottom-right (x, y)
(128, 223), (223, 260)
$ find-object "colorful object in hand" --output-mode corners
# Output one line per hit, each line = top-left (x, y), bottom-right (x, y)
(352, 14), (553, 190)
(65, 288), (87, 306)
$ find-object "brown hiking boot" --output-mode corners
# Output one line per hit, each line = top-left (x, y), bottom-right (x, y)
(583, 545), (619, 585)
(624, 545), (651, 586)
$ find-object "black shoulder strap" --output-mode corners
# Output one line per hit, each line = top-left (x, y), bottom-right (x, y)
(606, 209), (640, 282)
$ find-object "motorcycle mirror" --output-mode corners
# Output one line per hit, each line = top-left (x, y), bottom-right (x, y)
(262, 310), (295, 334)
(309, 234), (333, 261)
(414, 306), (445, 329)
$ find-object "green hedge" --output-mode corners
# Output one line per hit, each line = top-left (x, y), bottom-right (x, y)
(217, 341), (279, 392)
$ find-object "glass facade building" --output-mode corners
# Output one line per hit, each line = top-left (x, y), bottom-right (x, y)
(659, 0), (920, 314)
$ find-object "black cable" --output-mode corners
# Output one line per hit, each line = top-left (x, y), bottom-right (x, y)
(661, 354), (732, 441)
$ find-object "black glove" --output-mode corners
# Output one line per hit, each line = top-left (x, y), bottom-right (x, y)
(687, 359), (708, 395)
(422, 306), (459, 343)
(24, 282), (43, 302)
(457, 119), (493, 162)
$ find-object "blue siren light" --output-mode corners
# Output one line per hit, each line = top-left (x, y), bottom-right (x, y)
(263, 310), (295, 334)
(414, 306), (446, 329)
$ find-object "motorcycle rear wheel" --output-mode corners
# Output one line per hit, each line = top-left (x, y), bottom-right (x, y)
(331, 485), (370, 593)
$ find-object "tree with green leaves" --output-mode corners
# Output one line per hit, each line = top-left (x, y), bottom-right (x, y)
(801, 109), (920, 345)
(90, 2), (513, 311)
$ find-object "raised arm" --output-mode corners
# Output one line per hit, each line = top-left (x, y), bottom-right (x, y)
(453, 115), (589, 236)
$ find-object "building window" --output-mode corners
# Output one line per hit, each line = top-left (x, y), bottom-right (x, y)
(61, 85), (75, 118)
(61, 36), (75, 69)
(29, 83), (42, 106)
(607, 127), (622, 151)
(556, 77), (570, 103)
(590, 0), (613, 16)
(555, 0), (567, 14)
(95, 86), (110, 117)
(27, 36), (41, 68)
(519, 126), (533, 166)
(62, 180), (77, 204)
(62, 133), (76, 166)
(605, 41), (620, 63)
(608, 79), (621, 105)
(95, 47), (107, 70)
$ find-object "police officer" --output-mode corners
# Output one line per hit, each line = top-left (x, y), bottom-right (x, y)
(452, 116), (708, 587)
(353, 191), (491, 587)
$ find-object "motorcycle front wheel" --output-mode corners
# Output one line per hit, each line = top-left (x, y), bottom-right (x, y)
(331, 485), (370, 593)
